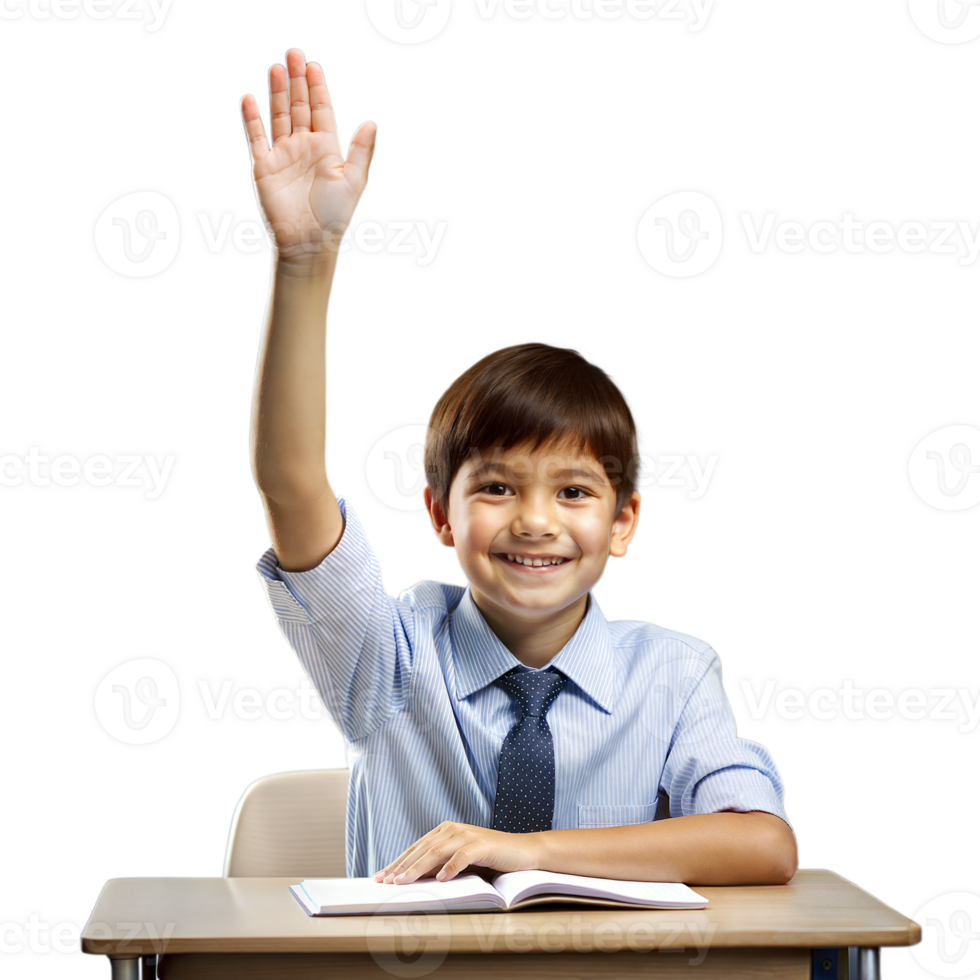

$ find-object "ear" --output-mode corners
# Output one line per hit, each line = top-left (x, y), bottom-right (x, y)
(424, 486), (455, 547)
(609, 491), (640, 558)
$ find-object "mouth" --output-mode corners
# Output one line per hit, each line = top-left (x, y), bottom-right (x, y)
(495, 553), (572, 571)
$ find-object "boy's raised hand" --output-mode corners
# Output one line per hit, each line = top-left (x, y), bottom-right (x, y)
(240, 49), (376, 261)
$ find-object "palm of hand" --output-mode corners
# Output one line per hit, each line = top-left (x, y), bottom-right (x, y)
(241, 50), (376, 260)
(253, 131), (358, 253)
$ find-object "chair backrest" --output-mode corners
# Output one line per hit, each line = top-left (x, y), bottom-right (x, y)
(223, 769), (349, 878)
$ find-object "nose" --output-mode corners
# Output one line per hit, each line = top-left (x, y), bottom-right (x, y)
(510, 494), (561, 539)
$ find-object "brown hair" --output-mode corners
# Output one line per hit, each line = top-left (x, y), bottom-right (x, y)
(425, 343), (639, 513)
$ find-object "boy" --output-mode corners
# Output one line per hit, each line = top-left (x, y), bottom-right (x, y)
(241, 49), (797, 886)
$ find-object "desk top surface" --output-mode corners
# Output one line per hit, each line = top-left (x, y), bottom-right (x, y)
(80, 869), (920, 956)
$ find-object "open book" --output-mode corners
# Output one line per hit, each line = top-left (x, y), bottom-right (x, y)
(290, 870), (707, 915)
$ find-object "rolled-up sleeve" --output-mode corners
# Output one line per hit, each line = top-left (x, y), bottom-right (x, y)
(255, 498), (415, 740)
(659, 648), (791, 828)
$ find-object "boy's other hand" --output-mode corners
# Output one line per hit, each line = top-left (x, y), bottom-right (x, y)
(240, 49), (376, 262)
(373, 822), (542, 885)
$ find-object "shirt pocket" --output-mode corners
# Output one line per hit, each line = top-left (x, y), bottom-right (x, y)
(577, 802), (658, 829)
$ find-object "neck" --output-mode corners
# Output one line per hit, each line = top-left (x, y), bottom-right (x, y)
(469, 591), (589, 669)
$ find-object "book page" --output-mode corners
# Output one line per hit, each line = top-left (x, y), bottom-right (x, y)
(297, 874), (505, 914)
(490, 870), (708, 910)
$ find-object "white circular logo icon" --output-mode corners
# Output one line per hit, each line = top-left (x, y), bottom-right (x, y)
(366, 425), (438, 512)
(908, 424), (980, 511)
(94, 658), (180, 744)
(365, 0), (452, 43)
(912, 892), (980, 978)
(94, 191), (180, 278)
(909, 0), (980, 43)
(637, 191), (723, 278)
(639, 654), (730, 750)
(365, 888), (451, 977)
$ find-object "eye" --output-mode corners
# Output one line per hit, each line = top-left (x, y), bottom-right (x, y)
(480, 483), (513, 496)
(558, 486), (589, 500)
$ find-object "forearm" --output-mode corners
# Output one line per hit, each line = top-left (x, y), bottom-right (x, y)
(535, 811), (797, 885)
(250, 253), (336, 501)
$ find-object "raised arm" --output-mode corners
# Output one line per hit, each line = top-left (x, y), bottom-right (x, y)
(241, 49), (376, 571)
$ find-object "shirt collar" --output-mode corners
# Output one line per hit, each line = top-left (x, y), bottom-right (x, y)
(450, 588), (619, 714)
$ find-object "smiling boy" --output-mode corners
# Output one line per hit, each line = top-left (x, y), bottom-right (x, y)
(243, 49), (797, 886)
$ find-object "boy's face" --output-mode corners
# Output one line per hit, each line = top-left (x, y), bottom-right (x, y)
(424, 441), (640, 629)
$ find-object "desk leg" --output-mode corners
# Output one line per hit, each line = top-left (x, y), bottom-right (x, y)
(108, 955), (140, 980)
(855, 947), (880, 980)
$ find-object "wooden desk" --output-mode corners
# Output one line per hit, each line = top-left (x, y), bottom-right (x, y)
(80, 869), (920, 980)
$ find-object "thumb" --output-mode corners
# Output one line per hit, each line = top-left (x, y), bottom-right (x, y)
(344, 119), (379, 189)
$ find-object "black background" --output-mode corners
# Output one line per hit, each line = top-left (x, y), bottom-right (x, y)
(0, 0), (980, 978)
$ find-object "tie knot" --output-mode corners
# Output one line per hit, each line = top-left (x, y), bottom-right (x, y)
(494, 670), (567, 718)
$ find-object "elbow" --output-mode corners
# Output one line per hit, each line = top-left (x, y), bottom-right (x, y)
(741, 811), (797, 884)
(769, 823), (798, 884)
(773, 850), (797, 885)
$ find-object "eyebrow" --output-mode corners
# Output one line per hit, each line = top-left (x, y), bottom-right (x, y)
(467, 463), (608, 483)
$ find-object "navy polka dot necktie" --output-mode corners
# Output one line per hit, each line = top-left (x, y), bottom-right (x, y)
(491, 669), (568, 833)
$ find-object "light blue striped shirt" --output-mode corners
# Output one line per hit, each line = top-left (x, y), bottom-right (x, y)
(256, 498), (790, 877)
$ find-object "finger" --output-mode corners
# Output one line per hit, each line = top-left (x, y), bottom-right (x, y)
(239, 94), (269, 161)
(306, 62), (338, 137)
(436, 846), (480, 882)
(286, 47), (311, 135)
(384, 848), (432, 885)
(382, 849), (427, 883)
(344, 121), (377, 193)
(377, 823), (459, 882)
(268, 63), (290, 144)
(393, 840), (457, 884)
(392, 855), (442, 884)
(377, 837), (433, 882)
(374, 856), (408, 881)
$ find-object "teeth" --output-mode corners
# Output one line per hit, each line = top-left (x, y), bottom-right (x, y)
(504, 554), (567, 566)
